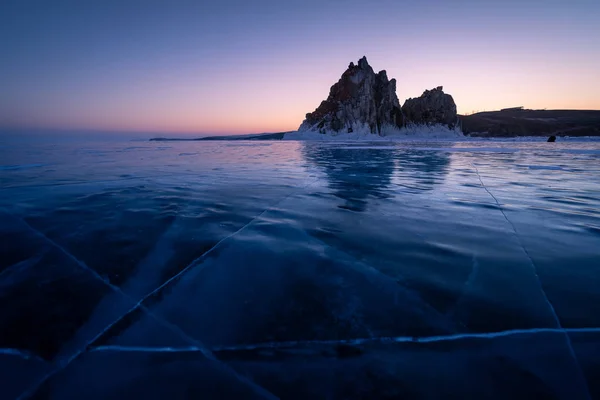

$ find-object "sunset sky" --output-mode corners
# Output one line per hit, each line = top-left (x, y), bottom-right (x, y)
(1, 0), (599, 135)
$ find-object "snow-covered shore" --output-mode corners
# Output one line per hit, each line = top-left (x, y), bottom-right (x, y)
(284, 125), (464, 141)
(283, 125), (600, 142)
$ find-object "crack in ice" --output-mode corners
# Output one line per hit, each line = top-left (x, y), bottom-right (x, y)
(91, 345), (203, 353)
(0, 348), (46, 363)
(472, 163), (591, 399)
(211, 327), (600, 351)
(0, 252), (46, 282)
(471, 164), (567, 324)
(212, 326), (600, 351)
(446, 254), (480, 319)
(87, 326), (600, 354)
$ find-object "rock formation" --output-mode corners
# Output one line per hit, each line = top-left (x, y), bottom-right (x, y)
(401, 86), (458, 128)
(298, 57), (404, 135)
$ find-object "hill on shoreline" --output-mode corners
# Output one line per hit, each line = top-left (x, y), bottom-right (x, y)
(460, 109), (600, 137)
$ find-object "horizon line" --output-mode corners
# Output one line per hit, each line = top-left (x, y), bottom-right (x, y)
(2, 107), (600, 136)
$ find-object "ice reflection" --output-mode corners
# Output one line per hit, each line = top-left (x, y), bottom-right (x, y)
(302, 144), (451, 210)
(394, 149), (451, 191)
(302, 144), (396, 211)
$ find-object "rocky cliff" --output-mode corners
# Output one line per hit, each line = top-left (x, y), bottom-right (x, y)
(402, 86), (458, 128)
(298, 57), (404, 135)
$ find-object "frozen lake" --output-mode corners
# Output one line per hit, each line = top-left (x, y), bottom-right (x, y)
(1, 138), (600, 399)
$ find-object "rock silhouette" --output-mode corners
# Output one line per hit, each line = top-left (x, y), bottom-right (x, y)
(298, 58), (460, 135)
(402, 86), (458, 128)
(298, 57), (404, 135)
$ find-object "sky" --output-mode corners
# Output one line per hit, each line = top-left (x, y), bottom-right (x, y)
(1, 0), (599, 135)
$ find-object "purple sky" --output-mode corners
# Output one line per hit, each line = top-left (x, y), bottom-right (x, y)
(1, 0), (599, 135)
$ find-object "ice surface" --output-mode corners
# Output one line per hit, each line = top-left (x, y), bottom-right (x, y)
(1, 138), (600, 399)
(29, 350), (274, 400)
(0, 212), (124, 362)
(0, 350), (51, 400)
(569, 330), (600, 399)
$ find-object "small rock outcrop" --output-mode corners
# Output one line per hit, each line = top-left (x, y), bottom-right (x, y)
(298, 57), (404, 134)
(547, 135), (556, 142)
(402, 86), (458, 128)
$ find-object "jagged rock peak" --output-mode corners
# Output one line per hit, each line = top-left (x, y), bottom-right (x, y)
(298, 57), (404, 135)
(357, 56), (370, 69)
(401, 87), (458, 128)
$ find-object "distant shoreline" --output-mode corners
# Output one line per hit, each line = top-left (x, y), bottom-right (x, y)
(460, 108), (600, 138)
(150, 132), (290, 141)
(149, 109), (600, 141)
